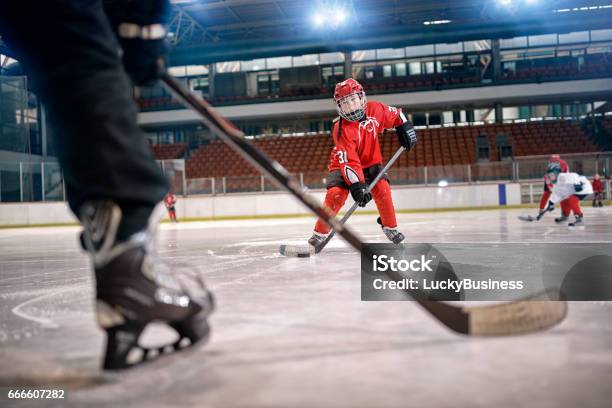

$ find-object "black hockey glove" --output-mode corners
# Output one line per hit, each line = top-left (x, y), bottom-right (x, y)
(105, 0), (171, 86)
(395, 121), (418, 151)
(349, 182), (372, 207)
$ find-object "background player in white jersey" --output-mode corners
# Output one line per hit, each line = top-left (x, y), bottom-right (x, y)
(537, 172), (593, 228)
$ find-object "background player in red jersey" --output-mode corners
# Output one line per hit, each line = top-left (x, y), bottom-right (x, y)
(309, 78), (417, 246)
(591, 174), (604, 207)
(164, 192), (178, 222)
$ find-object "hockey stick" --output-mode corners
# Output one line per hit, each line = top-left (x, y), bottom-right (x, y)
(518, 205), (554, 222)
(518, 215), (536, 222)
(418, 288), (567, 336)
(161, 74), (568, 336)
(280, 146), (406, 257)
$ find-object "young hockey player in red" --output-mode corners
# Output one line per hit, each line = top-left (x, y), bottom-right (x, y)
(164, 192), (178, 222)
(592, 174), (603, 207)
(309, 78), (417, 247)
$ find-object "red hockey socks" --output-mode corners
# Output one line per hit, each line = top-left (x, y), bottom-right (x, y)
(371, 179), (397, 228)
(567, 195), (583, 217)
(314, 181), (397, 232)
(560, 198), (572, 217)
(314, 186), (349, 234)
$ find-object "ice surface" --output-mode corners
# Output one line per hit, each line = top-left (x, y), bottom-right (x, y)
(1, 207), (611, 407)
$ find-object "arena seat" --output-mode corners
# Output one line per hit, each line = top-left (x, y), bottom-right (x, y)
(151, 142), (187, 160)
(183, 120), (599, 180)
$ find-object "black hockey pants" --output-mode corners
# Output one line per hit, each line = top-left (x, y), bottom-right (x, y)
(0, 0), (168, 237)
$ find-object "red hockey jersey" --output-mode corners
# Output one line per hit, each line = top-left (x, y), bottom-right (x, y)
(592, 178), (603, 193)
(164, 193), (177, 208)
(328, 101), (405, 185)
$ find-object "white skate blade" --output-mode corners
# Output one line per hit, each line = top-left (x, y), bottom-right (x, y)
(279, 244), (314, 258)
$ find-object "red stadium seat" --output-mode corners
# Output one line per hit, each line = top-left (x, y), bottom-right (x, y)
(180, 121), (599, 180)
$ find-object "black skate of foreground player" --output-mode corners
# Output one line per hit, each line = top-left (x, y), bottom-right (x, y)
(0, 0), (214, 369)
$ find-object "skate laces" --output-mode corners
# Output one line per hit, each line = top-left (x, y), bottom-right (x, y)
(147, 255), (210, 303)
(383, 227), (400, 237)
(80, 201), (122, 268)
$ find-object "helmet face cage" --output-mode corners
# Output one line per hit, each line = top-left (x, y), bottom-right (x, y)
(335, 91), (367, 122)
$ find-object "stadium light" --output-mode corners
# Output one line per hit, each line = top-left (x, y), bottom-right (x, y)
(423, 19), (452, 25)
(312, 13), (324, 27)
(498, 0), (512, 5)
(311, 3), (349, 29)
(554, 4), (612, 13)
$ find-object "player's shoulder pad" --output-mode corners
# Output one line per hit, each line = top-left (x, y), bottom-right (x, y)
(559, 172), (579, 184)
(366, 100), (384, 109)
(363, 100), (382, 116)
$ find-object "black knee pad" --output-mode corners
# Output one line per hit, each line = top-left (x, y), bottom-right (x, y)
(326, 170), (349, 189)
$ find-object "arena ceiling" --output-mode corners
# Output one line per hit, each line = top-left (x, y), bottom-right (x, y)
(166, 0), (612, 65)
(1, 0), (611, 67)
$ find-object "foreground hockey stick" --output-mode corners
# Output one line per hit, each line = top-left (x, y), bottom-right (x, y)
(161, 74), (568, 336)
(419, 288), (567, 335)
(518, 215), (536, 222)
(280, 146), (406, 257)
(518, 205), (553, 222)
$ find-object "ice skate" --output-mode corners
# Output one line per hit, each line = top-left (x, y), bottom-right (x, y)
(377, 217), (405, 244)
(80, 201), (215, 370)
(555, 215), (568, 223)
(308, 231), (329, 247)
(383, 227), (405, 244)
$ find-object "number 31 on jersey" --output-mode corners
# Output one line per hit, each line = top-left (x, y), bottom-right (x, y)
(336, 150), (348, 164)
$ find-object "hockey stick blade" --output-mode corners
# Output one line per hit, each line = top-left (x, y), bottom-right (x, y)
(279, 244), (314, 258)
(518, 215), (536, 222)
(418, 289), (567, 336)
